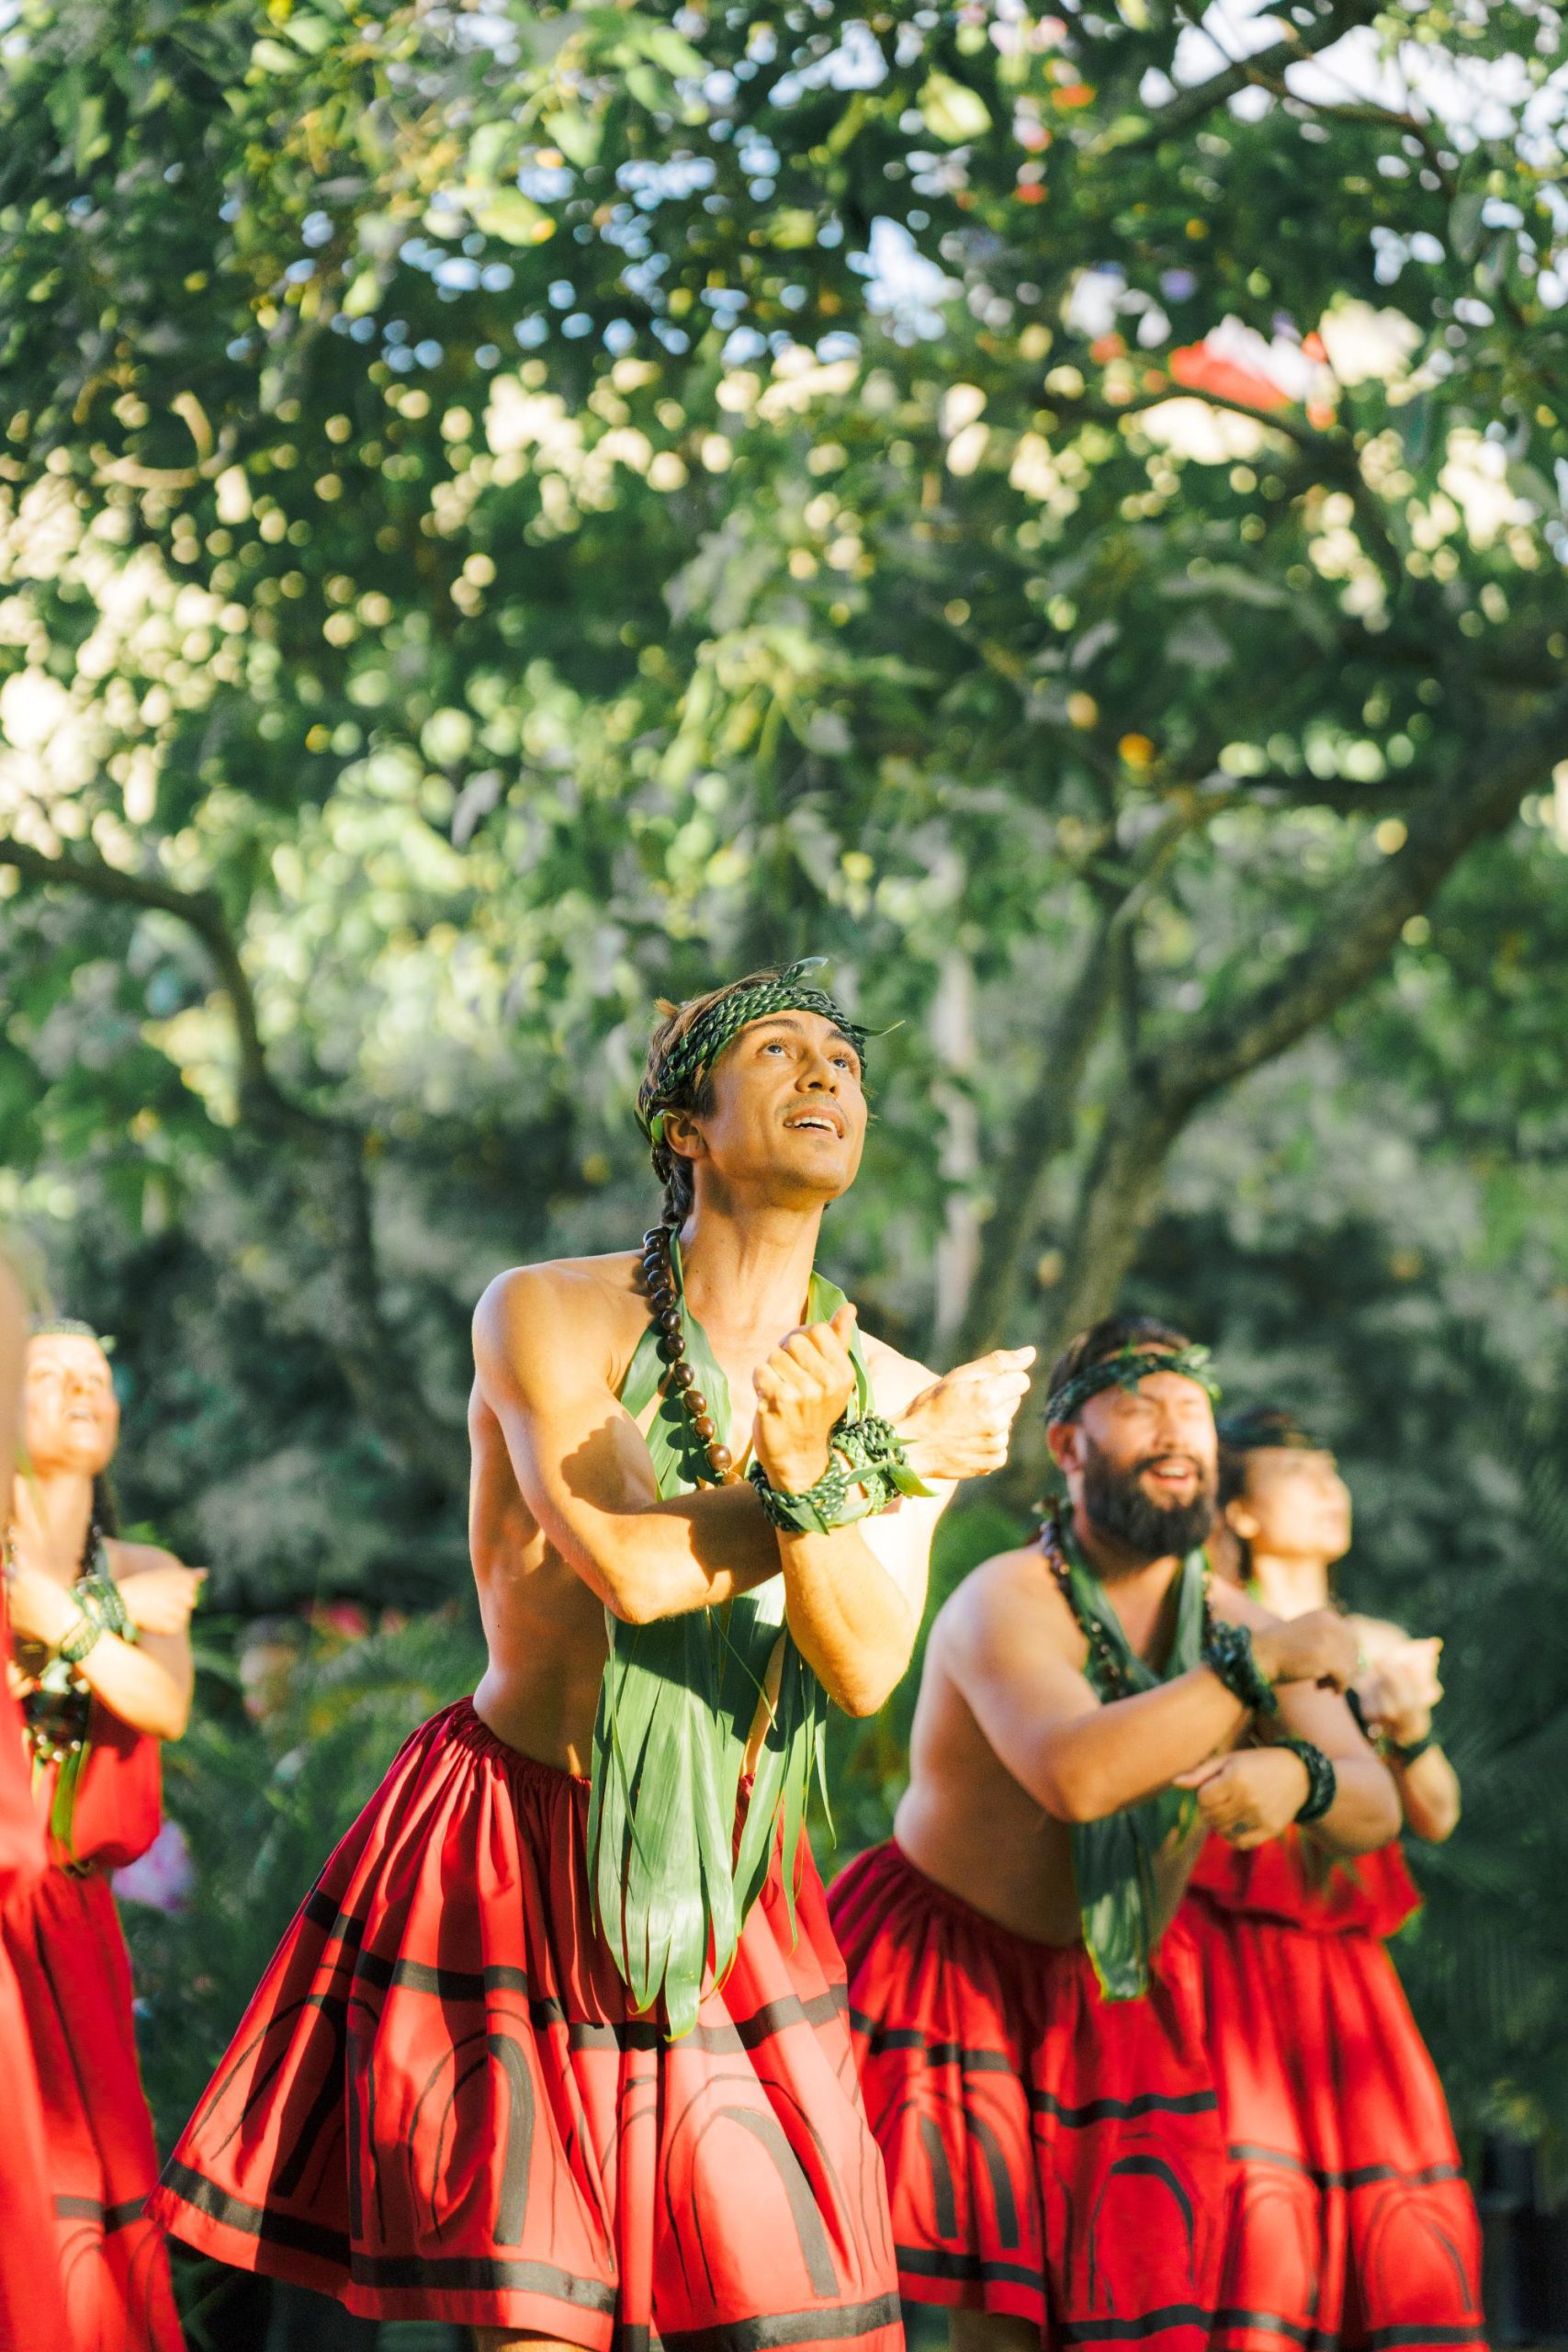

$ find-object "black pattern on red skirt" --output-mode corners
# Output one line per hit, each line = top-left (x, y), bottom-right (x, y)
(149, 1701), (899, 2348)
(1185, 1881), (1486, 2352)
(830, 1840), (1227, 2350)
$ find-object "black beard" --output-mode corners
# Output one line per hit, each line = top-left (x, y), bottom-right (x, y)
(1080, 1437), (1214, 1563)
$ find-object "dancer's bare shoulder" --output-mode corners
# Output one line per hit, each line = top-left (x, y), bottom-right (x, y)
(473, 1250), (646, 1405)
(933, 1541), (1083, 1675)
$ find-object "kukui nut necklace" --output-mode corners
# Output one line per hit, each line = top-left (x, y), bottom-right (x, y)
(641, 1225), (742, 1485)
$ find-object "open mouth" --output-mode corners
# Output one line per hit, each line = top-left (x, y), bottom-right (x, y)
(784, 1111), (844, 1138)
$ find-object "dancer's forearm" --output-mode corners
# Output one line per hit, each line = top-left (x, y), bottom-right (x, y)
(777, 1525), (918, 1716)
(1394, 1743), (1461, 1842)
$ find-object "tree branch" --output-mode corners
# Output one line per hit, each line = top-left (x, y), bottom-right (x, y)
(0, 833), (282, 1121)
(1034, 691), (1568, 1360)
(1113, 0), (1382, 153)
(1151, 693), (1568, 1124)
(953, 790), (1217, 1358)
(0, 831), (468, 1495)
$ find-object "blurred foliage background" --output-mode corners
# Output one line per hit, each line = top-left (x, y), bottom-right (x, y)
(4, 0), (1568, 2303)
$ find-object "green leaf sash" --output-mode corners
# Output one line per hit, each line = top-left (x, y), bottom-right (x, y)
(1058, 1529), (1209, 2002)
(588, 1237), (871, 2037)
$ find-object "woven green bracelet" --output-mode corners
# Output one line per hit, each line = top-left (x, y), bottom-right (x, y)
(750, 1413), (925, 1533)
(56, 1611), (104, 1668)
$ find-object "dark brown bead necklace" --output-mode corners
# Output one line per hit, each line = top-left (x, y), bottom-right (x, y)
(1041, 1509), (1134, 1696)
(641, 1226), (742, 1486)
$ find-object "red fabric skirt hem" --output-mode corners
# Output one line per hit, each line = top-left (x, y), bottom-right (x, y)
(4, 1860), (183, 2352)
(829, 1840), (1226, 2346)
(1185, 1883), (1485, 2352)
(152, 1700), (899, 2347)
(147, 2188), (622, 2341)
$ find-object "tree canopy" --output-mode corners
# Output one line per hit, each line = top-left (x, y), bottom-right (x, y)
(5, 0), (1568, 2148)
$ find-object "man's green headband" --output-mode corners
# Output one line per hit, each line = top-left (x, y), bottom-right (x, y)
(641, 959), (872, 1148)
(1046, 1344), (1220, 1426)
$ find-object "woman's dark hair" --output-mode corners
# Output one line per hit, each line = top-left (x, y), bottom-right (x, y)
(1216, 1404), (1322, 1505)
(1215, 1403), (1325, 1586)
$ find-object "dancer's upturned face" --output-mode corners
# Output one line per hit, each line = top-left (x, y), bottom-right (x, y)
(666, 1009), (867, 1206)
(1229, 1445), (1351, 1566)
(1061, 1368), (1218, 1563)
(21, 1333), (120, 1481)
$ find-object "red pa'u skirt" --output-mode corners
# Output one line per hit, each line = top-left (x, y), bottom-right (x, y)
(1187, 1839), (1486, 2352)
(0, 1647), (72, 2352)
(3, 1861), (184, 2352)
(0, 1938), (68, 2352)
(829, 1840), (1227, 2352)
(150, 1699), (901, 2348)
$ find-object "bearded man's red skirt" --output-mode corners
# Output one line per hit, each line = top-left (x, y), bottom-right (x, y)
(829, 1840), (1226, 2352)
(150, 1699), (901, 2347)
(1187, 1836), (1486, 2352)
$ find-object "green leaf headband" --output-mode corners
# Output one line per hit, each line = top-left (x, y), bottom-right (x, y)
(29, 1317), (116, 1356)
(640, 958), (872, 1148)
(1046, 1343), (1220, 1426)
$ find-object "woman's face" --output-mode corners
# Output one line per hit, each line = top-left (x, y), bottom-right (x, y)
(21, 1334), (120, 1481)
(1227, 1444), (1351, 1565)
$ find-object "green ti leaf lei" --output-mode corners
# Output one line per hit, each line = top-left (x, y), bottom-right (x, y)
(587, 1236), (871, 2038)
(1055, 1521), (1211, 2001)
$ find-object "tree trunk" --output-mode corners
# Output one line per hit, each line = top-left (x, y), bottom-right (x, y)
(1037, 1087), (1184, 1359)
(1036, 695), (1568, 1375)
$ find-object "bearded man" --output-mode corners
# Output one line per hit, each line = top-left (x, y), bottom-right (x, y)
(152, 961), (1033, 2352)
(830, 1312), (1400, 2352)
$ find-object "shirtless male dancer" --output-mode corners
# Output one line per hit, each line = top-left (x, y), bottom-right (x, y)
(153, 961), (1033, 2352)
(831, 1313), (1400, 2352)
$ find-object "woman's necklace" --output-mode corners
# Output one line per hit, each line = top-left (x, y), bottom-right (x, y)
(5, 1519), (129, 1767)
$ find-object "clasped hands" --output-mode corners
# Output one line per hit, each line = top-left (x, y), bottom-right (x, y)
(1178, 1602), (1366, 1848)
(5, 1557), (206, 1655)
(1357, 1634), (1443, 1749)
(750, 1302), (1034, 1500)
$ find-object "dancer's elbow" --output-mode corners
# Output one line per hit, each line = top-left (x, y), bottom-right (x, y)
(1034, 1754), (1112, 1825)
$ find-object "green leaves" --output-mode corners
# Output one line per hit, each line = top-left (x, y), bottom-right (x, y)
(919, 73), (992, 145)
(470, 187), (555, 247)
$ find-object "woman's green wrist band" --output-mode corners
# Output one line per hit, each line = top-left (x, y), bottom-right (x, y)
(56, 1611), (104, 1668)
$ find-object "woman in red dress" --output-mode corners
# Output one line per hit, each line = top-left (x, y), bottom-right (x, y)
(0, 1260), (73, 2352)
(1188, 1406), (1484, 2352)
(4, 1318), (204, 2352)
